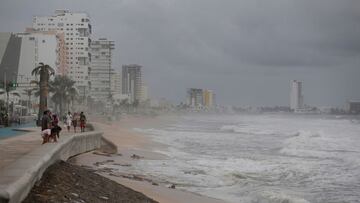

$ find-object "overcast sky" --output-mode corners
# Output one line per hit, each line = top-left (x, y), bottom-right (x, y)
(0, 0), (359, 106)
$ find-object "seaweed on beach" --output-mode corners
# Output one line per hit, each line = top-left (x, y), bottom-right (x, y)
(23, 161), (158, 203)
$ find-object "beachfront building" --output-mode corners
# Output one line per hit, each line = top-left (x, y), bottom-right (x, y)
(89, 38), (115, 102)
(0, 33), (22, 114)
(110, 70), (122, 96)
(186, 88), (204, 107)
(186, 88), (216, 110)
(0, 33), (22, 84)
(32, 9), (92, 98)
(290, 80), (304, 111)
(203, 89), (214, 108)
(122, 64), (142, 104)
(16, 30), (59, 112)
(0, 31), (60, 114)
(347, 100), (360, 114)
(140, 84), (148, 102)
(16, 30), (59, 81)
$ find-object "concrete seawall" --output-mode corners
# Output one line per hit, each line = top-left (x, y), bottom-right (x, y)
(0, 124), (116, 203)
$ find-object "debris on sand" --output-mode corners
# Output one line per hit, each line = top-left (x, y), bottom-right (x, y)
(23, 161), (158, 203)
(131, 154), (144, 159)
(93, 159), (115, 166)
(167, 184), (176, 189)
(112, 163), (132, 167)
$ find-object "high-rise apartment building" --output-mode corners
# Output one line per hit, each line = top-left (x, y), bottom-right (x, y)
(140, 84), (148, 102)
(187, 88), (216, 108)
(16, 31), (59, 81)
(0, 31), (60, 106)
(110, 70), (122, 96)
(186, 88), (204, 107)
(203, 89), (214, 108)
(32, 9), (92, 97)
(290, 80), (304, 110)
(122, 64), (142, 103)
(89, 38), (114, 101)
(0, 33), (22, 84)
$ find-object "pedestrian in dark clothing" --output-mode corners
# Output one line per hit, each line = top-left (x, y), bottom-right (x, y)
(52, 114), (62, 139)
(72, 112), (78, 133)
(80, 112), (86, 132)
(41, 110), (52, 144)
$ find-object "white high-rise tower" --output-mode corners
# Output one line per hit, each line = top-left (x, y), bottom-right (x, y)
(290, 80), (304, 110)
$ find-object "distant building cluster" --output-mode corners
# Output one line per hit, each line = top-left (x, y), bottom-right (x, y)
(0, 9), (149, 115)
(186, 88), (215, 109)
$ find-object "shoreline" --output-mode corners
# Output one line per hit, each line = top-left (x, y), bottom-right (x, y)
(72, 114), (227, 203)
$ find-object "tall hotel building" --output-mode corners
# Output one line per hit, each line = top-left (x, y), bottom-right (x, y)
(32, 10), (92, 97)
(290, 80), (304, 110)
(203, 89), (214, 107)
(122, 64), (142, 103)
(186, 88), (204, 107)
(187, 88), (215, 108)
(89, 38), (114, 101)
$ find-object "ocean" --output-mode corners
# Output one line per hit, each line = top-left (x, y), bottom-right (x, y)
(131, 114), (360, 203)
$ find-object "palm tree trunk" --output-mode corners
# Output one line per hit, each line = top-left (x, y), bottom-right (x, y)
(38, 72), (49, 125)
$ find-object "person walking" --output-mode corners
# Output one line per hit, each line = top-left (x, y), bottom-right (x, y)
(66, 112), (72, 132)
(41, 110), (52, 144)
(52, 114), (62, 139)
(72, 112), (78, 133)
(80, 112), (86, 132)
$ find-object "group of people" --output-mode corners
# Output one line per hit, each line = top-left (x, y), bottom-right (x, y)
(41, 110), (62, 144)
(41, 110), (87, 144)
(65, 111), (87, 133)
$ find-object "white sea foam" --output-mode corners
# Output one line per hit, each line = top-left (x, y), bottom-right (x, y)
(126, 114), (360, 203)
(258, 191), (310, 203)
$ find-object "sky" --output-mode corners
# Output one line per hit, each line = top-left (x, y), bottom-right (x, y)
(0, 0), (359, 106)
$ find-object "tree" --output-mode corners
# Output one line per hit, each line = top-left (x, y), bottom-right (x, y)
(49, 75), (77, 116)
(31, 63), (55, 124)
(66, 86), (78, 112)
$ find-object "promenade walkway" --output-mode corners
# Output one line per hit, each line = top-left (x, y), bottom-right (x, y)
(0, 127), (78, 170)
(0, 124), (110, 203)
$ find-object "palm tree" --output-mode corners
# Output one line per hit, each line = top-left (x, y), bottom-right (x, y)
(66, 86), (77, 112)
(31, 63), (55, 124)
(49, 75), (77, 116)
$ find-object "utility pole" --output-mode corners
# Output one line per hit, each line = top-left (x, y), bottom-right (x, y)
(4, 69), (9, 126)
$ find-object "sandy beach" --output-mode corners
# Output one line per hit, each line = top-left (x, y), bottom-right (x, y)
(71, 115), (227, 203)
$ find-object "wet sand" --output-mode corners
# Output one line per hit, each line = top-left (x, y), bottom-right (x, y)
(72, 115), (227, 203)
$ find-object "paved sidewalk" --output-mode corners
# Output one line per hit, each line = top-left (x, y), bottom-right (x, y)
(0, 127), (80, 170)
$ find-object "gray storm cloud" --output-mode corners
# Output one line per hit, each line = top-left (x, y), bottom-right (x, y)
(0, 0), (359, 106)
